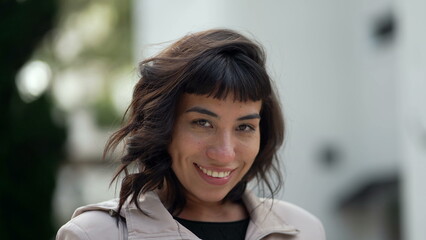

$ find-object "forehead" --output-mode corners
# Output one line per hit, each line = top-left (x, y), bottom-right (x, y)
(176, 94), (262, 114)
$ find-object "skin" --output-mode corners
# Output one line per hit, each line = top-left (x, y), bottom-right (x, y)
(167, 93), (262, 222)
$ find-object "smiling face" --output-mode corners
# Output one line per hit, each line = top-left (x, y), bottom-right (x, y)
(168, 93), (262, 205)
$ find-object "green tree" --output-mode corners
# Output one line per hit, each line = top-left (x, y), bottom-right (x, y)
(0, 0), (66, 239)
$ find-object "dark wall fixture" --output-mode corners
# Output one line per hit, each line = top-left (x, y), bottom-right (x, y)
(338, 174), (400, 240)
(373, 11), (396, 45)
(318, 143), (342, 168)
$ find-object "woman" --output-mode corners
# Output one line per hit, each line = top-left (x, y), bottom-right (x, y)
(57, 29), (326, 240)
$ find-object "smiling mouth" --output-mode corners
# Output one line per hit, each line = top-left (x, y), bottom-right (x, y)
(195, 164), (232, 178)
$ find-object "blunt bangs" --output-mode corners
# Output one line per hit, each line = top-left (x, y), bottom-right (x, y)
(183, 50), (271, 102)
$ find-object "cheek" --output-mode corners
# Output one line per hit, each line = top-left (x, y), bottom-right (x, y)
(244, 134), (261, 153)
(247, 148), (259, 165)
(169, 131), (206, 162)
(242, 138), (261, 166)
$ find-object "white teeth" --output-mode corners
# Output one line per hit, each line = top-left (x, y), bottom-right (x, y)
(197, 165), (231, 178)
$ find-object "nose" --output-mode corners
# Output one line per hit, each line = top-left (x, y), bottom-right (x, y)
(206, 131), (236, 163)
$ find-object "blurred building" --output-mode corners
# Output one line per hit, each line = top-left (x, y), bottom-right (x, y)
(52, 1), (426, 240)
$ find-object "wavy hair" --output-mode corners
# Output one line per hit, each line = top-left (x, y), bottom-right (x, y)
(105, 29), (285, 215)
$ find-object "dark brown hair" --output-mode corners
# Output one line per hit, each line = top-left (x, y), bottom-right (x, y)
(105, 29), (285, 215)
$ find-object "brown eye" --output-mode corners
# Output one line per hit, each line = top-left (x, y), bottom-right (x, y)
(192, 119), (212, 128)
(236, 124), (254, 132)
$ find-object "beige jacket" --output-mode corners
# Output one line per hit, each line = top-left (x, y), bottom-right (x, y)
(57, 191), (326, 240)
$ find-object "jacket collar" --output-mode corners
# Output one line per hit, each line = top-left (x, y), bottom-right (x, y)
(123, 191), (199, 239)
(72, 190), (299, 239)
(242, 191), (300, 239)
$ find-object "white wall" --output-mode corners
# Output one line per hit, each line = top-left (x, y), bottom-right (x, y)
(395, 0), (426, 239)
(133, 1), (401, 239)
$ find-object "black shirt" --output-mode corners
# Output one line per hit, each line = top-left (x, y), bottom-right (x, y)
(174, 217), (250, 240)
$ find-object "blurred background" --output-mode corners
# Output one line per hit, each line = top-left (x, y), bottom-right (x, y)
(1, 0), (425, 239)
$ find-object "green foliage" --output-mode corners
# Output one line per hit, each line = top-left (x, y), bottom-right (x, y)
(0, 0), (132, 237)
(38, 0), (133, 128)
(92, 95), (122, 128)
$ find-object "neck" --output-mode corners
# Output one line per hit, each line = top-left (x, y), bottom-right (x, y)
(176, 196), (248, 222)
(156, 187), (249, 222)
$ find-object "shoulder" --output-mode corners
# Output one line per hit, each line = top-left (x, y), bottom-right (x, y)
(244, 191), (326, 239)
(269, 199), (326, 239)
(56, 200), (126, 240)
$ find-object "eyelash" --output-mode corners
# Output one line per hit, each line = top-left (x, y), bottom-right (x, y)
(192, 119), (212, 128)
(237, 124), (255, 132)
(191, 119), (255, 132)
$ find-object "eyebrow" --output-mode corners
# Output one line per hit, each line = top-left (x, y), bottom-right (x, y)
(185, 106), (261, 121)
(237, 114), (261, 121)
(185, 107), (218, 118)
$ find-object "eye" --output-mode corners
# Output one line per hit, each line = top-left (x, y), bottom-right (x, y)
(236, 124), (255, 132)
(192, 119), (212, 128)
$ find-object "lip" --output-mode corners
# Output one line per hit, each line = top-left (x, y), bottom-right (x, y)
(193, 163), (236, 186)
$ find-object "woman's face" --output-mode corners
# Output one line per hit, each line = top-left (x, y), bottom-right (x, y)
(168, 93), (262, 204)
